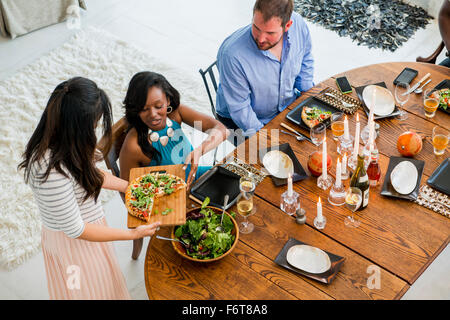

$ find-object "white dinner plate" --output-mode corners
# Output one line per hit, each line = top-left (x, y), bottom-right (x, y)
(286, 245), (331, 274)
(362, 85), (395, 116)
(262, 150), (294, 179)
(390, 161), (418, 195)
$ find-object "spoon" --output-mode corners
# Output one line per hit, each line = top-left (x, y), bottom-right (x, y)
(414, 79), (431, 94)
(155, 235), (188, 247)
(216, 194), (229, 232)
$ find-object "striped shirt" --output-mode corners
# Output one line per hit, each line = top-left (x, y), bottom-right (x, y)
(29, 152), (104, 239)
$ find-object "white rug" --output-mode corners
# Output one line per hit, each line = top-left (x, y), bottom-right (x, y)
(0, 27), (213, 270)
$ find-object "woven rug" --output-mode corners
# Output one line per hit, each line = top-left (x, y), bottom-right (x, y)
(0, 27), (211, 270)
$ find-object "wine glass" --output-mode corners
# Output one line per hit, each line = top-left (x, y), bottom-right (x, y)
(394, 82), (410, 121)
(344, 187), (362, 228)
(237, 176), (256, 234)
(310, 122), (326, 146)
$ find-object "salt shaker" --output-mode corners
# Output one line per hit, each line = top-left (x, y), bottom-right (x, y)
(295, 208), (306, 225)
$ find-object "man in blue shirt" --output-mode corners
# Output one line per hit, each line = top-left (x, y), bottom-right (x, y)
(216, 0), (314, 137)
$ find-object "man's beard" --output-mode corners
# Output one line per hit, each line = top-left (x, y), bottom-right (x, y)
(253, 34), (283, 51)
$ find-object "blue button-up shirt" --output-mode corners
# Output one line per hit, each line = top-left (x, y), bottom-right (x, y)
(216, 12), (314, 134)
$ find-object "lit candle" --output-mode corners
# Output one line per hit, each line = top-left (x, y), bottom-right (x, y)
(344, 115), (350, 140)
(317, 196), (323, 222)
(342, 152), (347, 176)
(335, 157), (342, 187)
(353, 113), (360, 162)
(322, 137), (327, 179)
(287, 173), (293, 197)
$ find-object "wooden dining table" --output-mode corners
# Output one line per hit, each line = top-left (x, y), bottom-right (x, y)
(143, 62), (450, 300)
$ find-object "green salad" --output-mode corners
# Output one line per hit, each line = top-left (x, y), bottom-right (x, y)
(174, 197), (236, 260)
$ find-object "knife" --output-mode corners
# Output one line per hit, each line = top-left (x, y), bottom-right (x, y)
(280, 122), (313, 144)
(403, 73), (431, 95)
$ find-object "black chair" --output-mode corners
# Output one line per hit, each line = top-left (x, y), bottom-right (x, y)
(199, 61), (219, 119)
(97, 117), (144, 260)
(416, 41), (445, 64)
(199, 61), (245, 148)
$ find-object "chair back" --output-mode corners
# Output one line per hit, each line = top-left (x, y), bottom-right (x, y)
(416, 41), (445, 64)
(199, 61), (219, 119)
(97, 117), (128, 177)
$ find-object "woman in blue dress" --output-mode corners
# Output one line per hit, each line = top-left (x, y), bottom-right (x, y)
(119, 71), (229, 187)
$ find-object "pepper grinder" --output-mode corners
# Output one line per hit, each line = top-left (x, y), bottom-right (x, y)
(295, 208), (306, 225)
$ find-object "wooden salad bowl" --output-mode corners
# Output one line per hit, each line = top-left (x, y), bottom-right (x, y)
(170, 206), (239, 263)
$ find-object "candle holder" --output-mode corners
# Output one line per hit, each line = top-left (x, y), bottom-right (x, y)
(314, 215), (326, 230)
(361, 122), (380, 145)
(328, 183), (346, 206)
(337, 135), (354, 156)
(317, 173), (333, 190)
(363, 140), (378, 168)
(280, 190), (300, 216)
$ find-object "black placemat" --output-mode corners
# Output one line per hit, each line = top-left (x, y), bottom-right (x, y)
(259, 143), (309, 186)
(355, 82), (401, 120)
(380, 156), (425, 201)
(274, 237), (345, 284)
(190, 166), (241, 209)
(434, 79), (450, 114)
(286, 96), (340, 131)
(427, 157), (450, 196)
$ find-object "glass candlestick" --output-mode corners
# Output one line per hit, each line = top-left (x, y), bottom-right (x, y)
(361, 122), (380, 145)
(328, 183), (346, 206)
(280, 190), (300, 216)
(317, 173), (333, 190)
(337, 135), (354, 156)
(314, 215), (326, 229)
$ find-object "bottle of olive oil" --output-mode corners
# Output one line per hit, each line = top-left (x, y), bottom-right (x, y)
(350, 152), (370, 210)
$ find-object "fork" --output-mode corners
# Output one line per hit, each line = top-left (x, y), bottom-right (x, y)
(156, 235), (188, 247)
(419, 192), (450, 210)
(325, 92), (355, 108)
(281, 130), (305, 141)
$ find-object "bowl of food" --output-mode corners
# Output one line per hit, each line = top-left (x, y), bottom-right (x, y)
(171, 198), (239, 262)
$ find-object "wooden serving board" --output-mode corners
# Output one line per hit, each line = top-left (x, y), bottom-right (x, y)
(127, 165), (186, 228)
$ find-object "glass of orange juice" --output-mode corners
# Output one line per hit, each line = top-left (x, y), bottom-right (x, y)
(330, 112), (344, 141)
(432, 126), (449, 156)
(423, 88), (439, 118)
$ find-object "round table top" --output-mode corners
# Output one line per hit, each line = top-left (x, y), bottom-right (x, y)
(144, 61), (450, 300)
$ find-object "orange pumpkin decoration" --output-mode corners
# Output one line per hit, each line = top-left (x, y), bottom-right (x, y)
(308, 151), (332, 177)
(397, 131), (422, 157)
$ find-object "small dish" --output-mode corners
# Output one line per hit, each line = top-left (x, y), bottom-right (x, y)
(259, 143), (309, 186)
(390, 161), (419, 195)
(355, 82), (401, 120)
(274, 238), (345, 284)
(262, 150), (294, 179)
(286, 245), (331, 274)
(380, 156), (425, 201)
(433, 79), (450, 114)
(362, 85), (395, 116)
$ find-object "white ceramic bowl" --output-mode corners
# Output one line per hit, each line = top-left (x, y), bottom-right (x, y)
(286, 245), (331, 274)
(363, 85), (395, 116)
(390, 161), (418, 195)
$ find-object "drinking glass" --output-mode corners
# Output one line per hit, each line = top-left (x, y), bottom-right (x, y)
(344, 187), (362, 228)
(394, 82), (410, 121)
(237, 176), (256, 234)
(330, 112), (344, 141)
(310, 122), (326, 146)
(423, 88), (439, 118)
(432, 126), (449, 156)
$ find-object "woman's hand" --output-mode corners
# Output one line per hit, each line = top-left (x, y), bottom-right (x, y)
(183, 148), (202, 188)
(130, 222), (161, 239)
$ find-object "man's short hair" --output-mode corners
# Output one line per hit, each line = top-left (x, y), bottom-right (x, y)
(253, 0), (294, 28)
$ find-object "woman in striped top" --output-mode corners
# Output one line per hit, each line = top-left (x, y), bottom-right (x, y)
(18, 77), (161, 299)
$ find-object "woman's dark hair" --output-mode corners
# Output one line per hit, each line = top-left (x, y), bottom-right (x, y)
(253, 0), (293, 28)
(18, 77), (113, 202)
(123, 71), (180, 163)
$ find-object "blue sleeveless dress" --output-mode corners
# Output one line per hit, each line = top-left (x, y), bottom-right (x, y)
(148, 120), (211, 181)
